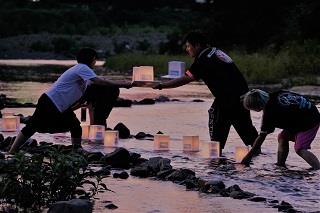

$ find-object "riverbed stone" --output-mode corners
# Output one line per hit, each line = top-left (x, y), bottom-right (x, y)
(48, 199), (92, 213)
(165, 168), (195, 182)
(101, 147), (130, 169)
(114, 122), (131, 139)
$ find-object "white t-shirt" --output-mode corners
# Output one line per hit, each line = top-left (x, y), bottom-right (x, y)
(46, 63), (97, 112)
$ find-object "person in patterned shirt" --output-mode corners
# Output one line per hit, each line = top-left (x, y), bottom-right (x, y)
(241, 89), (320, 170)
(152, 31), (258, 155)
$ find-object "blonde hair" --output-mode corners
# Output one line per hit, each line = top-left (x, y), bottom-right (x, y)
(242, 89), (269, 111)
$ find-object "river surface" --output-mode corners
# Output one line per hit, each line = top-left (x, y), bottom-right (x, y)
(0, 81), (319, 213)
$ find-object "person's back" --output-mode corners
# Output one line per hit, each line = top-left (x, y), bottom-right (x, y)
(189, 47), (249, 103)
(261, 90), (320, 134)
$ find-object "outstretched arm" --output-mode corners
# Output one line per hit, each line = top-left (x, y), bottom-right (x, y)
(90, 77), (132, 89)
(154, 75), (195, 89)
(241, 133), (267, 165)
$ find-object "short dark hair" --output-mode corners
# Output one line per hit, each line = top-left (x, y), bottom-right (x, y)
(76, 47), (97, 66)
(183, 31), (208, 47)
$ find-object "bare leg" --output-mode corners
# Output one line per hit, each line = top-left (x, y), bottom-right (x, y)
(277, 138), (289, 167)
(296, 149), (320, 170)
(9, 132), (29, 154)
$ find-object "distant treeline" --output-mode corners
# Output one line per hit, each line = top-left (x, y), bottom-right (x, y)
(0, 0), (319, 52)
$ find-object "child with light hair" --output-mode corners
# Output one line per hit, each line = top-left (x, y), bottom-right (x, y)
(241, 89), (320, 170)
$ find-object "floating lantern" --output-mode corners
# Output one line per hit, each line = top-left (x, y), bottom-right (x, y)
(209, 141), (220, 158)
(154, 134), (170, 151)
(132, 66), (154, 82)
(183, 135), (199, 152)
(1, 116), (20, 132)
(2, 112), (15, 117)
(88, 125), (105, 143)
(162, 61), (185, 79)
(81, 124), (90, 140)
(235, 146), (249, 163)
(104, 130), (119, 147)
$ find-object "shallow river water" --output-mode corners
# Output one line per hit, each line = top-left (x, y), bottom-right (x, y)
(0, 81), (319, 213)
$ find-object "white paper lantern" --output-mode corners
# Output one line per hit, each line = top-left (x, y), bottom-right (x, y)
(1, 116), (20, 132)
(81, 124), (90, 140)
(235, 146), (249, 163)
(104, 130), (119, 147)
(154, 134), (170, 151)
(88, 125), (105, 143)
(132, 66), (154, 82)
(183, 135), (199, 152)
(209, 141), (220, 158)
(162, 61), (186, 79)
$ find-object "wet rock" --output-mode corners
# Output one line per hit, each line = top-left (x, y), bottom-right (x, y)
(101, 147), (131, 169)
(114, 122), (130, 139)
(229, 190), (255, 199)
(155, 95), (170, 102)
(105, 203), (118, 210)
(200, 180), (225, 193)
(0, 152), (4, 159)
(0, 136), (14, 151)
(135, 98), (155, 105)
(192, 99), (204, 102)
(48, 199), (92, 213)
(273, 201), (294, 212)
(171, 98), (180, 102)
(130, 166), (149, 178)
(115, 97), (132, 107)
(134, 132), (153, 139)
(129, 152), (141, 164)
(248, 197), (267, 202)
(165, 168), (195, 182)
(113, 171), (129, 179)
(269, 199), (279, 204)
(95, 167), (111, 176)
(87, 152), (104, 162)
(156, 169), (176, 179)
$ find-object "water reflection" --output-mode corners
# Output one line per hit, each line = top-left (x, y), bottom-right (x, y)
(0, 81), (319, 212)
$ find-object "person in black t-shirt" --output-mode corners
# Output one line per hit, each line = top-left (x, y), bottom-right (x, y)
(152, 31), (258, 155)
(241, 89), (320, 170)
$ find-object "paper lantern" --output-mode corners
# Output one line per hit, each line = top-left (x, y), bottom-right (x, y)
(183, 135), (199, 152)
(104, 130), (119, 147)
(209, 141), (220, 158)
(88, 125), (105, 143)
(162, 61), (186, 79)
(235, 146), (249, 163)
(81, 124), (90, 140)
(154, 134), (170, 151)
(132, 66), (154, 82)
(2, 112), (14, 117)
(1, 116), (20, 132)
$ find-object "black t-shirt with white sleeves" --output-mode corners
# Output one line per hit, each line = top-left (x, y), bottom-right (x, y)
(187, 47), (249, 105)
(261, 91), (320, 134)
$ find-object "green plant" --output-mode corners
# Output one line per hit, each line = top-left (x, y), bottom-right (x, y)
(0, 147), (108, 212)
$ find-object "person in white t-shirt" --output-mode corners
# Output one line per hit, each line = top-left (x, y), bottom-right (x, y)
(9, 48), (132, 153)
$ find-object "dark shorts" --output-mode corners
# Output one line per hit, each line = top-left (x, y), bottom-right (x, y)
(208, 99), (258, 149)
(21, 94), (81, 138)
(278, 123), (319, 151)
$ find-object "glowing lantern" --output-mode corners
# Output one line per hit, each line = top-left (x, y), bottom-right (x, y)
(104, 130), (119, 147)
(162, 61), (186, 79)
(154, 134), (170, 151)
(209, 141), (220, 158)
(183, 135), (199, 152)
(132, 66), (154, 82)
(1, 116), (20, 132)
(202, 141), (220, 158)
(89, 125), (105, 143)
(81, 124), (90, 140)
(235, 146), (249, 163)
(2, 112), (14, 117)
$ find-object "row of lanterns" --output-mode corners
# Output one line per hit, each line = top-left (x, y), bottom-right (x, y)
(1, 112), (20, 132)
(81, 124), (249, 162)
